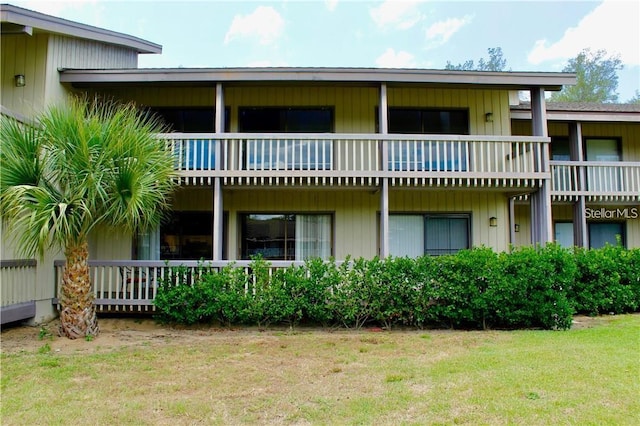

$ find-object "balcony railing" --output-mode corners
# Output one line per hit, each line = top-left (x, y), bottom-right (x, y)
(1, 259), (37, 324)
(160, 133), (550, 188)
(551, 161), (640, 201)
(53, 260), (305, 312)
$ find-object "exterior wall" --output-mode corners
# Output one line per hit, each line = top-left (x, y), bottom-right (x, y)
(1, 33), (49, 117)
(45, 34), (139, 106)
(388, 87), (512, 136)
(83, 86), (217, 108)
(389, 190), (511, 253)
(513, 120), (640, 161)
(88, 226), (132, 260)
(515, 203), (640, 249)
(82, 85), (513, 136)
(224, 188), (379, 260)
(225, 85), (378, 133)
(1, 32), (140, 323)
(164, 187), (511, 259)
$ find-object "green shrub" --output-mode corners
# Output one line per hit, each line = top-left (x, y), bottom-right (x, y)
(153, 245), (638, 330)
(499, 244), (575, 330)
(573, 245), (640, 315)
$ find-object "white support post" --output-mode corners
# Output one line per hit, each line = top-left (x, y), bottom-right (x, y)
(531, 87), (552, 244)
(569, 121), (588, 247)
(379, 83), (389, 257)
(213, 83), (224, 260)
(508, 196), (516, 247)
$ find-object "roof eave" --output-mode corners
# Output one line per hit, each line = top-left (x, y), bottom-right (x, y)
(0, 4), (161, 54)
(511, 109), (640, 123)
(59, 67), (576, 90)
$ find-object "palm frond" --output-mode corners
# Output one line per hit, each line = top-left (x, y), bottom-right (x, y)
(1, 96), (177, 258)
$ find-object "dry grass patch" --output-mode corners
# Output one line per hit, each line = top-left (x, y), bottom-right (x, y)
(1, 315), (638, 425)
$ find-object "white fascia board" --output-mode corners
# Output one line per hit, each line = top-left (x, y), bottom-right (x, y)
(1, 4), (161, 54)
(59, 67), (576, 90)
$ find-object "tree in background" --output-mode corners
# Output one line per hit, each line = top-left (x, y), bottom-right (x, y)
(628, 90), (640, 105)
(550, 49), (623, 103)
(445, 47), (508, 72)
(0, 98), (177, 339)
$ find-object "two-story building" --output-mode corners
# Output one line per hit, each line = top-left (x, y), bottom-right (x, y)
(1, 4), (638, 325)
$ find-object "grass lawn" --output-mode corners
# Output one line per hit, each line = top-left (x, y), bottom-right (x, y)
(1, 314), (639, 425)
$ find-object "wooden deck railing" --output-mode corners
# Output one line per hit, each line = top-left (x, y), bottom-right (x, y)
(160, 133), (550, 187)
(54, 260), (305, 312)
(1, 259), (37, 324)
(551, 161), (640, 201)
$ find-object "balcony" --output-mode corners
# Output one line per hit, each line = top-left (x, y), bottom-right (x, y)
(551, 161), (640, 202)
(160, 133), (550, 189)
(1, 259), (37, 324)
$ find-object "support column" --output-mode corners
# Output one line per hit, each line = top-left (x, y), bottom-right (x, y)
(531, 87), (552, 245)
(379, 83), (389, 257)
(569, 121), (588, 247)
(509, 196), (516, 247)
(213, 83), (224, 260)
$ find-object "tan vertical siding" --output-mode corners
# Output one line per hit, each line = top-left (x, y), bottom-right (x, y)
(388, 87), (511, 135)
(581, 122), (640, 161)
(1, 33), (48, 117)
(225, 86), (378, 133)
(389, 190), (510, 253)
(44, 35), (139, 105)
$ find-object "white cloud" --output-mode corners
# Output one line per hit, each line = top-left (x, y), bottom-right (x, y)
(370, 0), (425, 30)
(375, 48), (416, 68)
(528, 0), (640, 66)
(325, 0), (338, 12)
(425, 15), (472, 48)
(224, 6), (284, 46)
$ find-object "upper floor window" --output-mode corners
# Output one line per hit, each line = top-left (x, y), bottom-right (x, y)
(550, 137), (571, 161)
(147, 107), (230, 133)
(585, 138), (621, 162)
(388, 108), (469, 135)
(239, 107), (334, 133)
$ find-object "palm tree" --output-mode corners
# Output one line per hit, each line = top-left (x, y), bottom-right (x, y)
(1, 97), (177, 339)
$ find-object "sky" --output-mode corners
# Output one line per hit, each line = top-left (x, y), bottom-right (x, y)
(12, 0), (640, 101)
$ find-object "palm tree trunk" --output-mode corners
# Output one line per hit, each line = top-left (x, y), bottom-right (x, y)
(59, 241), (99, 339)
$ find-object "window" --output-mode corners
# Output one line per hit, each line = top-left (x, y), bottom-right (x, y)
(550, 137), (571, 161)
(147, 107), (230, 133)
(239, 107), (333, 133)
(387, 108), (469, 135)
(146, 107), (230, 170)
(160, 211), (213, 260)
(554, 222), (574, 248)
(389, 214), (470, 257)
(241, 214), (332, 260)
(585, 138), (621, 162)
(585, 138), (622, 192)
(239, 107), (334, 170)
(589, 222), (625, 249)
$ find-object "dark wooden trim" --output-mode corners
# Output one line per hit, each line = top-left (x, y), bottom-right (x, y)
(52, 298), (154, 307)
(0, 259), (37, 268)
(0, 301), (36, 325)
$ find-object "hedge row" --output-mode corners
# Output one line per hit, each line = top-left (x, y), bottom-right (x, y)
(153, 244), (640, 330)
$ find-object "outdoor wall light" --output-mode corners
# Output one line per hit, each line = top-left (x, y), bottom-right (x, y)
(489, 217), (498, 227)
(485, 112), (493, 123)
(15, 74), (26, 87)
(514, 223), (520, 232)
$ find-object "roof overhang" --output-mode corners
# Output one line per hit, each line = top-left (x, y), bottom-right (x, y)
(0, 4), (161, 54)
(511, 109), (640, 123)
(59, 67), (576, 90)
